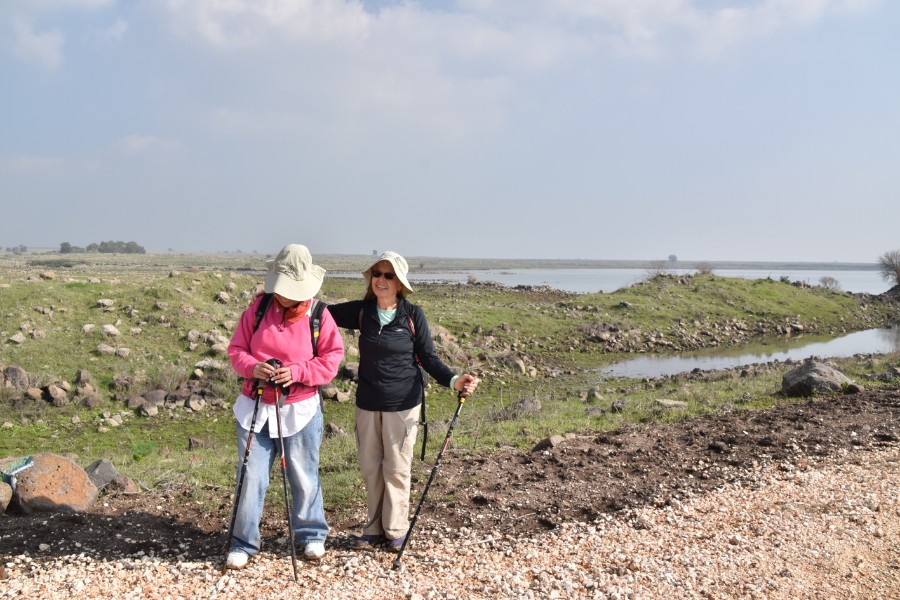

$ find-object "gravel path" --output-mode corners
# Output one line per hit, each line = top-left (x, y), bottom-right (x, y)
(2, 445), (897, 599)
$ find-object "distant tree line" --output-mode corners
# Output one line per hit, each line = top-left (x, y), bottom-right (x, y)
(5, 245), (28, 255)
(59, 241), (146, 254)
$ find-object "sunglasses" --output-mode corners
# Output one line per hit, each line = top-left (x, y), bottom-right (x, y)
(371, 270), (396, 280)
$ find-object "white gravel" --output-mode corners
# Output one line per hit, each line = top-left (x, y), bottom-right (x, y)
(2, 445), (898, 599)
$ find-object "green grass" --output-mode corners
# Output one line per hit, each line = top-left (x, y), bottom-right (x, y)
(1, 254), (898, 518)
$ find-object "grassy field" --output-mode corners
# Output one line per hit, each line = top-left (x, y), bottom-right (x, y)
(1, 251), (897, 521)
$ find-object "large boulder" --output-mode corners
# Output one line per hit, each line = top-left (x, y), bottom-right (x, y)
(781, 359), (853, 397)
(0, 481), (11, 514)
(14, 453), (98, 514)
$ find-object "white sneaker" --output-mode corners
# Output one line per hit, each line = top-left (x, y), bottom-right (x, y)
(225, 551), (249, 570)
(304, 542), (326, 560)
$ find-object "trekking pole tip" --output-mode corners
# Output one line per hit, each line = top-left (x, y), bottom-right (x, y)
(391, 557), (403, 570)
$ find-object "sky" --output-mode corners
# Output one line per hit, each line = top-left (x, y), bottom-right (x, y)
(1, 0), (898, 263)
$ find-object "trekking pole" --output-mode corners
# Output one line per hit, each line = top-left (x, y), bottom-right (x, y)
(419, 393), (428, 461)
(261, 358), (299, 581)
(222, 379), (265, 568)
(273, 377), (299, 582)
(392, 392), (466, 570)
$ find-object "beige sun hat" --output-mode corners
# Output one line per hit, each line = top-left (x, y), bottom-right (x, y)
(363, 251), (414, 297)
(263, 244), (325, 302)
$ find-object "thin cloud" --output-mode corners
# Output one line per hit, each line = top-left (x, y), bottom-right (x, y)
(88, 17), (128, 44)
(457, 0), (879, 58)
(116, 135), (183, 156)
(163, 0), (371, 47)
(11, 18), (64, 69)
(1, 154), (101, 176)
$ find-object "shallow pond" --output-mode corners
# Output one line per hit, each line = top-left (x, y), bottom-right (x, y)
(599, 326), (900, 379)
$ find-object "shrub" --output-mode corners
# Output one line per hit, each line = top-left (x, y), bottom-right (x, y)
(878, 249), (900, 287)
(819, 276), (841, 291)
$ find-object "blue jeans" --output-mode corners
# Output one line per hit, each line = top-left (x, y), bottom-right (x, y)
(229, 407), (328, 555)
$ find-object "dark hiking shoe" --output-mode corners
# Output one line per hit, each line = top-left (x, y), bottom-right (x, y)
(351, 534), (386, 550)
(387, 535), (407, 553)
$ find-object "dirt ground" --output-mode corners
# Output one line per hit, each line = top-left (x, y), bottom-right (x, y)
(1, 386), (898, 564)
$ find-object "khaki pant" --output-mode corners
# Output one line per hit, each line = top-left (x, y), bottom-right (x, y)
(355, 405), (420, 540)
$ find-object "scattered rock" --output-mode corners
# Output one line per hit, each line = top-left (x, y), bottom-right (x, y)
(194, 359), (226, 371)
(107, 475), (138, 494)
(500, 398), (541, 419)
(81, 394), (101, 408)
(8, 333), (26, 344)
(84, 459), (120, 490)
(101, 324), (121, 337)
(3, 365), (29, 389)
(532, 435), (566, 452)
(782, 359), (854, 397)
(655, 399), (688, 410)
(343, 362), (360, 381)
(144, 390), (167, 407)
(96, 299), (115, 309)
(126, 396), (146, 410)
(187, 395), (206, 411)
(45, 384), (69, 407)
(320, 383), (338, 400)
(97, 343), (116, 355)
(325, 423), (347, 438)
(74, 369), (94, 384)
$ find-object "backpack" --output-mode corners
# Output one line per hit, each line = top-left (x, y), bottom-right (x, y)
(253, 293), (329, 411)
(359, 306), (429, 460)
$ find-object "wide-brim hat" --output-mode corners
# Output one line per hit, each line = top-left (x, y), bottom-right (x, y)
(363, 251), (414, 297)
(263, 244), (325, 302)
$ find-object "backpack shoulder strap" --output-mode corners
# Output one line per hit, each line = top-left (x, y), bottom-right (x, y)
(310, 299), (327, 356)
(253, 293), (274, 333)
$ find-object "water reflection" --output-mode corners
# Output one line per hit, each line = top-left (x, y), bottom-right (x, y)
(600, 326), (900, 379)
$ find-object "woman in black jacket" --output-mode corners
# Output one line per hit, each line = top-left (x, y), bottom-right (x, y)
(327, 251), (479, 551)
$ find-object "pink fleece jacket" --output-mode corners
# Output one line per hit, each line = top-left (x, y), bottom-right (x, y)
(227, 296), (344, 405)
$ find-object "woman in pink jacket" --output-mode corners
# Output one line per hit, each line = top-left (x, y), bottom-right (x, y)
(224, 244), (343, 569)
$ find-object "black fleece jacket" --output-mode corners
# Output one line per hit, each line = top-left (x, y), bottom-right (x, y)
(326, 297), (455, 412)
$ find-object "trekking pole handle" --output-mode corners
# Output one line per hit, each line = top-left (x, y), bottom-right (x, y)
(264, 358), (291, 401)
